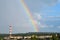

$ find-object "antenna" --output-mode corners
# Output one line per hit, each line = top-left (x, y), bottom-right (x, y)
(9, 25), (12, 37)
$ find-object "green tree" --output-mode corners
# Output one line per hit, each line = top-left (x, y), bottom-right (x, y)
(31, 35), (37, 40)
(0, 37), (3, 40)
(52, 34), (58, 40)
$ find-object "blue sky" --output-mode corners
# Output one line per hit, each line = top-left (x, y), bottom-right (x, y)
(0, 0), (60, 33)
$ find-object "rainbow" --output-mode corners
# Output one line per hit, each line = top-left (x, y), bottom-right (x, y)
(20, 0), (39, 32)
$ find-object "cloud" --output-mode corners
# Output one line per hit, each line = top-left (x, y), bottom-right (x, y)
(40, 25), (54, 28)
(32, 13), (50, 28)
(49, 25), (54, 28)
(58, 0), (60, 3)
(33, 13), (42, 20)
(32, 13), (41, 27)
(25, 0), (58, 12)
(32, 13), (55, 28)
(39, 24), (48, 28)
(47, 16), (60, 18)
(41, 0), (58, 6)
(42, 16), (60, 21)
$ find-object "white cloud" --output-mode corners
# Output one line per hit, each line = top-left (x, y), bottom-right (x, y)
(33, 13), (42, 20)
(32, 13), (55, 28)
(32, 13), (49, 28)
(39, 24), (48, 28)
(40, 25), (54, 28)
(37, 14), (42, 20)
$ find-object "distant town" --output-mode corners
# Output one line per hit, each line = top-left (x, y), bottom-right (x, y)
(0, 26), (60, 40)
(0, 32), (60, 40)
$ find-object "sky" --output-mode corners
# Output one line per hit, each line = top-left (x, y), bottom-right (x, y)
(0, 0), (60, 33)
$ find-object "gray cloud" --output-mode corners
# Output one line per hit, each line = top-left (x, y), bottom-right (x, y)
(0, 0), (60, 33)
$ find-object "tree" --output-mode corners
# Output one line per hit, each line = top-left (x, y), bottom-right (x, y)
(52, 34), (58, 40)
(31, 35), (37, 40)
(0, 37), (3, 40)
